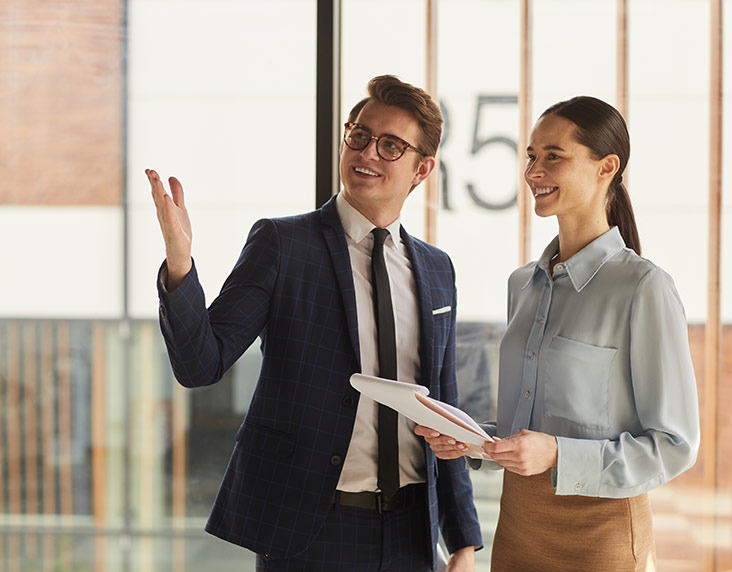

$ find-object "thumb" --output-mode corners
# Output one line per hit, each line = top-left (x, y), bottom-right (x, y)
(169, 177), (186, 208)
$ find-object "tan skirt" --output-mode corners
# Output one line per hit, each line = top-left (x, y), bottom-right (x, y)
(491, 469), (656, 572)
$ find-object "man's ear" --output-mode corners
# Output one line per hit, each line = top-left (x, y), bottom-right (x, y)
(411, 156), (436, 187)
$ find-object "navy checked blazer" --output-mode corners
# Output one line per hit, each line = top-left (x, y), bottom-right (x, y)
(157, 195), (482, 562)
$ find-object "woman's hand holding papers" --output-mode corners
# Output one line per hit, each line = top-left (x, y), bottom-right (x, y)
(416, 426), (558, 475)
(482, 429), (557, 476)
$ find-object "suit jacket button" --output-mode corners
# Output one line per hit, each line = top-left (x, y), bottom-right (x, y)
(330, 455), (342, 466)
(159, 305), (167, 318)
(342, 396), (354, 407)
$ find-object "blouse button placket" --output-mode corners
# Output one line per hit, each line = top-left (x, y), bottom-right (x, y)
(511, 275), (552, 434)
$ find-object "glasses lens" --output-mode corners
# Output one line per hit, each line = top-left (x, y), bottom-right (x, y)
(377, 136), (406, 161)
(345, 126), (371, 150)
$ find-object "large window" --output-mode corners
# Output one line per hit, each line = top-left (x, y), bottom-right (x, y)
(1, 1), (316, 569)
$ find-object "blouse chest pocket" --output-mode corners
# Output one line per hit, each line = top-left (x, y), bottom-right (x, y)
(544, 336), (617, 430)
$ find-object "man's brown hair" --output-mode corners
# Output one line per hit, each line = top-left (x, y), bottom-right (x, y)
(346, 75), (443, 158)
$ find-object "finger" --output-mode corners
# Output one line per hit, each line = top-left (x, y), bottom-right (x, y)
(147, 172), (171, 231)
(431, 436), (463, 448)
(424, 438), (464, 453)
(482, 441), (501, 455)
(146, 169), (162, 189)
(161, 189), (180, 228)
(484, 436), (518, 455)
(169, 176), (185, 208)
(487, 451), (514, 464)
(425, 439), (457, 452)
(147, 170), (169, 205)
(491, 455), (526, 472)
(485, 449), (528, 470)
(414, 425), (441, 438)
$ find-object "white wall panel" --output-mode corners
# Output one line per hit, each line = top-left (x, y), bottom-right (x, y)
(127, 0), (317, 318)
(0, 207), (123, 318)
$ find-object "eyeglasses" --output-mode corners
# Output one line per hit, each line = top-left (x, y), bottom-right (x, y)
(343, 122), (427, 162)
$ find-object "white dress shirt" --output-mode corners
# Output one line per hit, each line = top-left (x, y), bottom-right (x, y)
(334, 192), (426, 493)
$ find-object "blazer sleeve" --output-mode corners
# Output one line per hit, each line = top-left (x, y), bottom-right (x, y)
(157, 218), (279, 387)
(434, 266), (484, 552)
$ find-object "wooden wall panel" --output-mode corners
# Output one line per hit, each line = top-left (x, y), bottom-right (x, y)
(0, 1), (123, 205)
(654, 325), (732, 571)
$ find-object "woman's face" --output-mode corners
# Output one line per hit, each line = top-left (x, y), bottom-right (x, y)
(524, 114), (611, 222)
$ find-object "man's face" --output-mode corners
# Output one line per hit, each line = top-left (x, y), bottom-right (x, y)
(339, 100), (433, 225)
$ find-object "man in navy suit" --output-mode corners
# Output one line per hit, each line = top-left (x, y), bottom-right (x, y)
(147, 75), (482, 571)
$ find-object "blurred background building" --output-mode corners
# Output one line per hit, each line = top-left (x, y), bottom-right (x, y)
(0, 0), (730, 570)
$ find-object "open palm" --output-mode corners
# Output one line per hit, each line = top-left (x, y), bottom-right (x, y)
(147, 169), (193, 288)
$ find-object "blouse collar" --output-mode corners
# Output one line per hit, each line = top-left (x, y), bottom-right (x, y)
(526, 226), (627, 292)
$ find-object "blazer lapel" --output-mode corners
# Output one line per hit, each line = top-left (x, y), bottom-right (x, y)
(320, 196), (361, 366)
(400, 227), (434, 389)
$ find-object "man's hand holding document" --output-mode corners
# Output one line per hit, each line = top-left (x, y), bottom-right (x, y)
(349, 373), (496, 460)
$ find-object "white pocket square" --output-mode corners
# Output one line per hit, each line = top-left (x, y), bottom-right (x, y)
(432, 305), (452, 315)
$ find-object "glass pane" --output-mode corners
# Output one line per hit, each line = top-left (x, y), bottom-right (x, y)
(1, 0), (316, 569)
(436, 1), (523, 567)
(127, 0), (316, 531)
(341, 0), (428, 237)
(531, 0), (617, 251)
(436, 0), (727, 570)
(128, 0), (317, 318)
(629, 1), (714, 567)
(0, 321), (123, 527)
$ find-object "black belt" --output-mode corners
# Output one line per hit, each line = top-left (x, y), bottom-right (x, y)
(333, 483), (426, 513)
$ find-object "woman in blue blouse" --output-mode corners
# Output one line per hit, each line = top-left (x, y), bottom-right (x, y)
(418, 96), (700, 571)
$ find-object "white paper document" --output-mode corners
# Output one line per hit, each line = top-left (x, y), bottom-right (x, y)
(349, 374), (494, 449)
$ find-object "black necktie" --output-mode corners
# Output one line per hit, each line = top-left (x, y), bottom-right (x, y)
(371, 228), (400, 500)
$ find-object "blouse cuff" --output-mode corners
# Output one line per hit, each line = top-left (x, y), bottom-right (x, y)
(555, 436), (603, 496)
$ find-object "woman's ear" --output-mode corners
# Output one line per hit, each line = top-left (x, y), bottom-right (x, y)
(599, 154), (620, 181)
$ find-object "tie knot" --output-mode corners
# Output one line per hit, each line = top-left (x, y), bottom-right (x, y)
(372, 227), (389, 247)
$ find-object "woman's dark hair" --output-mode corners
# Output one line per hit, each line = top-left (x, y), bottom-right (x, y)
(541, 96), (641, 255)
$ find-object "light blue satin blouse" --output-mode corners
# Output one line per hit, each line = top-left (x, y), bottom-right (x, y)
(480, 226), (700, 498)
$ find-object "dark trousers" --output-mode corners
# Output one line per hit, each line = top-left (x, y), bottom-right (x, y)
(255, 486), (433, 572)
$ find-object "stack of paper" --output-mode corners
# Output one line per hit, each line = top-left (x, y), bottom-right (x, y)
(349, 374), (494, 451)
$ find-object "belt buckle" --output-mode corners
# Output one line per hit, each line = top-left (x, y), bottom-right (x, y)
(377, 490), (400, 513)
(377, 493), (385, 514)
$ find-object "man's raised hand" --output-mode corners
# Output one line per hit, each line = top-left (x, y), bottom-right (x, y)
(147, 169), (193, 290)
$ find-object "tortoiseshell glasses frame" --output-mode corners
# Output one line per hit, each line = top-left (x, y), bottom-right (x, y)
(343, 122), (428, 162)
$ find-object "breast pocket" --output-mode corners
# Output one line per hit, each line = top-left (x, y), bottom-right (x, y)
(544, 336), (617, 430)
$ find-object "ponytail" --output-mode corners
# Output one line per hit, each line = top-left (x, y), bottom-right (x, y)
(606, 177), (641, 255)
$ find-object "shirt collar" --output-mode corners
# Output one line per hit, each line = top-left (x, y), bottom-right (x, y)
(335, 192), (401, 246)
(526, 226), (626, 292)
